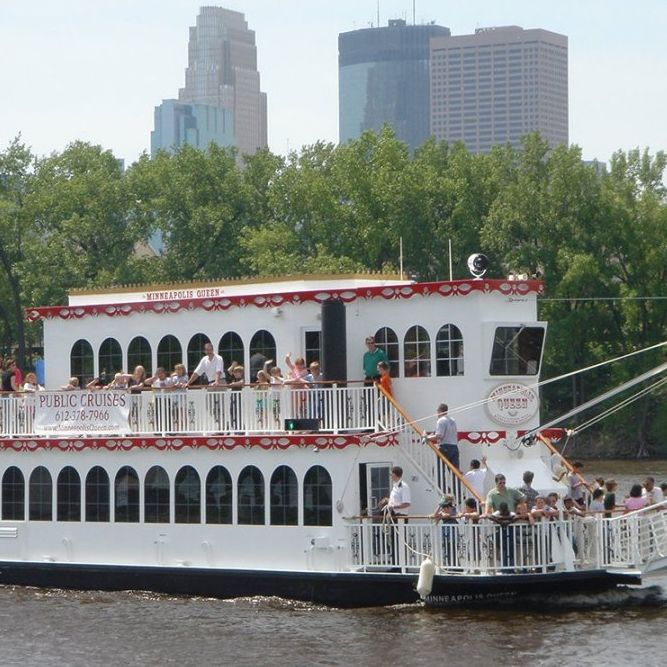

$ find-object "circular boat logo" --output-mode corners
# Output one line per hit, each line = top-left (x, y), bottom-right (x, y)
(486, 383), (539, 425)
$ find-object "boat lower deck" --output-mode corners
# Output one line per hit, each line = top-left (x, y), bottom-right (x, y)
(0, 561), (641, 608)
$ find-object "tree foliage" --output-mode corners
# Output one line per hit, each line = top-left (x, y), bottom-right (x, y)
(0, 130), (665, 455)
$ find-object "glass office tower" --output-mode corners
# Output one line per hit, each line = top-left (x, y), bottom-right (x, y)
(339, 19), (450, 151)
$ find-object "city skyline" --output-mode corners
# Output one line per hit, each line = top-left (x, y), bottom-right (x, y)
(1, 1), (665, 164)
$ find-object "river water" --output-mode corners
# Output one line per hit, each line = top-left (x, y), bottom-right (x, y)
(1, 460), (666, 666)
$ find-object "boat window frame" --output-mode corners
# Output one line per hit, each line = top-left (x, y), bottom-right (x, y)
(29, 466), (53, 522)
(237, 465), (265, 526)
(303, 465), (333, 527)
(57, 466), (81, 522)
(1, 466), (24, 521)
(269, 465), (299, 526)
(174, 465), (201, 524)
(85, 466), (110, 522)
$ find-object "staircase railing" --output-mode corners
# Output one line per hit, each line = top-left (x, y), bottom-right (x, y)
(376, 386), (482, 508)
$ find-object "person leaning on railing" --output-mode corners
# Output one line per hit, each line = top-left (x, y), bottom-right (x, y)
(484, 474), (525, 515)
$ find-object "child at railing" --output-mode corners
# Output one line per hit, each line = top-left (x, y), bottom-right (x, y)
(255, 369), (271, 427)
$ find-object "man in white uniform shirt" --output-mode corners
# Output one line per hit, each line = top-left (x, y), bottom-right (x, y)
(385, 466), (411, 517)
(188, 342), (225, 387)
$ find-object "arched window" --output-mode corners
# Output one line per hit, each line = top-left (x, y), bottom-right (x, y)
(114, 466), (140, 523)
(237, 465), (264, 525)
(374, 327), (399, 377)
(218, 332), (244, 370)
(187, 334), (211, 375)
(403, 325), (431, 377)
(145, 466), (170, 523)
(249, 330), (276, 370)
(127, 336), (152, 376)
(70, 339), (94, 386)
(157, 335), (182, 373)
(304, 466), (332, 526)
(206, 466), (233, 524)
(175, 466), (201, 524)
(85, 466), (110, 522)
(29, 466), (52, 521)
(57, 466), (81, 521)
(2, 467), (24, 520)
(436, 324), (464, 376)
(270, 466), (298, 526)
(98, 338), (122, 378)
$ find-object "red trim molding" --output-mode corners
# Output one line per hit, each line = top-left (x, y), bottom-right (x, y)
(0, 432), (400, 452)
(459, 431), (507, 444)
(26, 279), (543, 322)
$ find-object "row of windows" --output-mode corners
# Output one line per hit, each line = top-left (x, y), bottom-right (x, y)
(71, 330), (277, 385)
(70, 325), (465, 383)
(70, 325), (541, 383)
(1, 464), (333, 527)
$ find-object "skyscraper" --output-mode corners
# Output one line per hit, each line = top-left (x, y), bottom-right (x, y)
(152, 6), (267, 157)
(338, 19), (450, 151)
(430, 26), (568, 153)
(151, 100), (235, 156)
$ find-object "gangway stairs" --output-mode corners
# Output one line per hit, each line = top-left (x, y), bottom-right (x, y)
(376, 388), (482, 508)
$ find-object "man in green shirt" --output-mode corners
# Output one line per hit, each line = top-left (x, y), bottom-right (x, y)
(485, 474), (525, 514)
(362, 336), (388, 386)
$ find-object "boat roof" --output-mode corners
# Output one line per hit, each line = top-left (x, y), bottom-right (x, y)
(25, 274), (543, 322)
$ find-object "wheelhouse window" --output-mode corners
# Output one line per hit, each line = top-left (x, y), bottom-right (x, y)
(85, 466), (110, 522)
(98, 338), (122, 379)
(374, 327), (399, 377)
(57, 466), (81, 521)
(157, 335), (182, 375)
(490, 326), (545, 376)
(127, 336), (152, 376)
(218, 332), (244, 372)
(145, 466), (170, 523)
(70, 339), (94, 386)
(403, 326), (431, 377)
(206, 466), (232, 524)
(175, 466), (201, 524)
(270, 466), (298, 526)
(114, 466), (140, 523)
(436, 324), (464, 377)
(237, 465), (264, 525)
(303, 465), (332, 526)
(187, 334), (211, 375)
(2, 466), (24, 520)
(29, 466), (52, 521)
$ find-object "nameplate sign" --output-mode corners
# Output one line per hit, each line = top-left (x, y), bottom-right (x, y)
(486, 383), (539, 425)
(34, 391), (131, 435)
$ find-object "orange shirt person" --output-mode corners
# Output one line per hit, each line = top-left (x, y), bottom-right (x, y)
(377, 361), (392, 397)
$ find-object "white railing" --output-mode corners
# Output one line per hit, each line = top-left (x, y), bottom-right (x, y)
(0, 386), (381, 437)
(346, 506), (667, 575)
(599, 501), (667, 569)
(346, 519), (580, 574)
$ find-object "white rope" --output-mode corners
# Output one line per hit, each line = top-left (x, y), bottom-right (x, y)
(569, 376), (667, 435)
(365, 340), (667, 439)
(382, 508), (432, 559)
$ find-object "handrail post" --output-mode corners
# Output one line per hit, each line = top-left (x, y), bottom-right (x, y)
(332, 384), (339, 435)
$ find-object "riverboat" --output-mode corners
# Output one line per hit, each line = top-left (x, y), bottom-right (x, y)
(0, 272), (663, 608)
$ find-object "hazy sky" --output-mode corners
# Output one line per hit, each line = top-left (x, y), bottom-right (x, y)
(2, 0), (665, 164)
